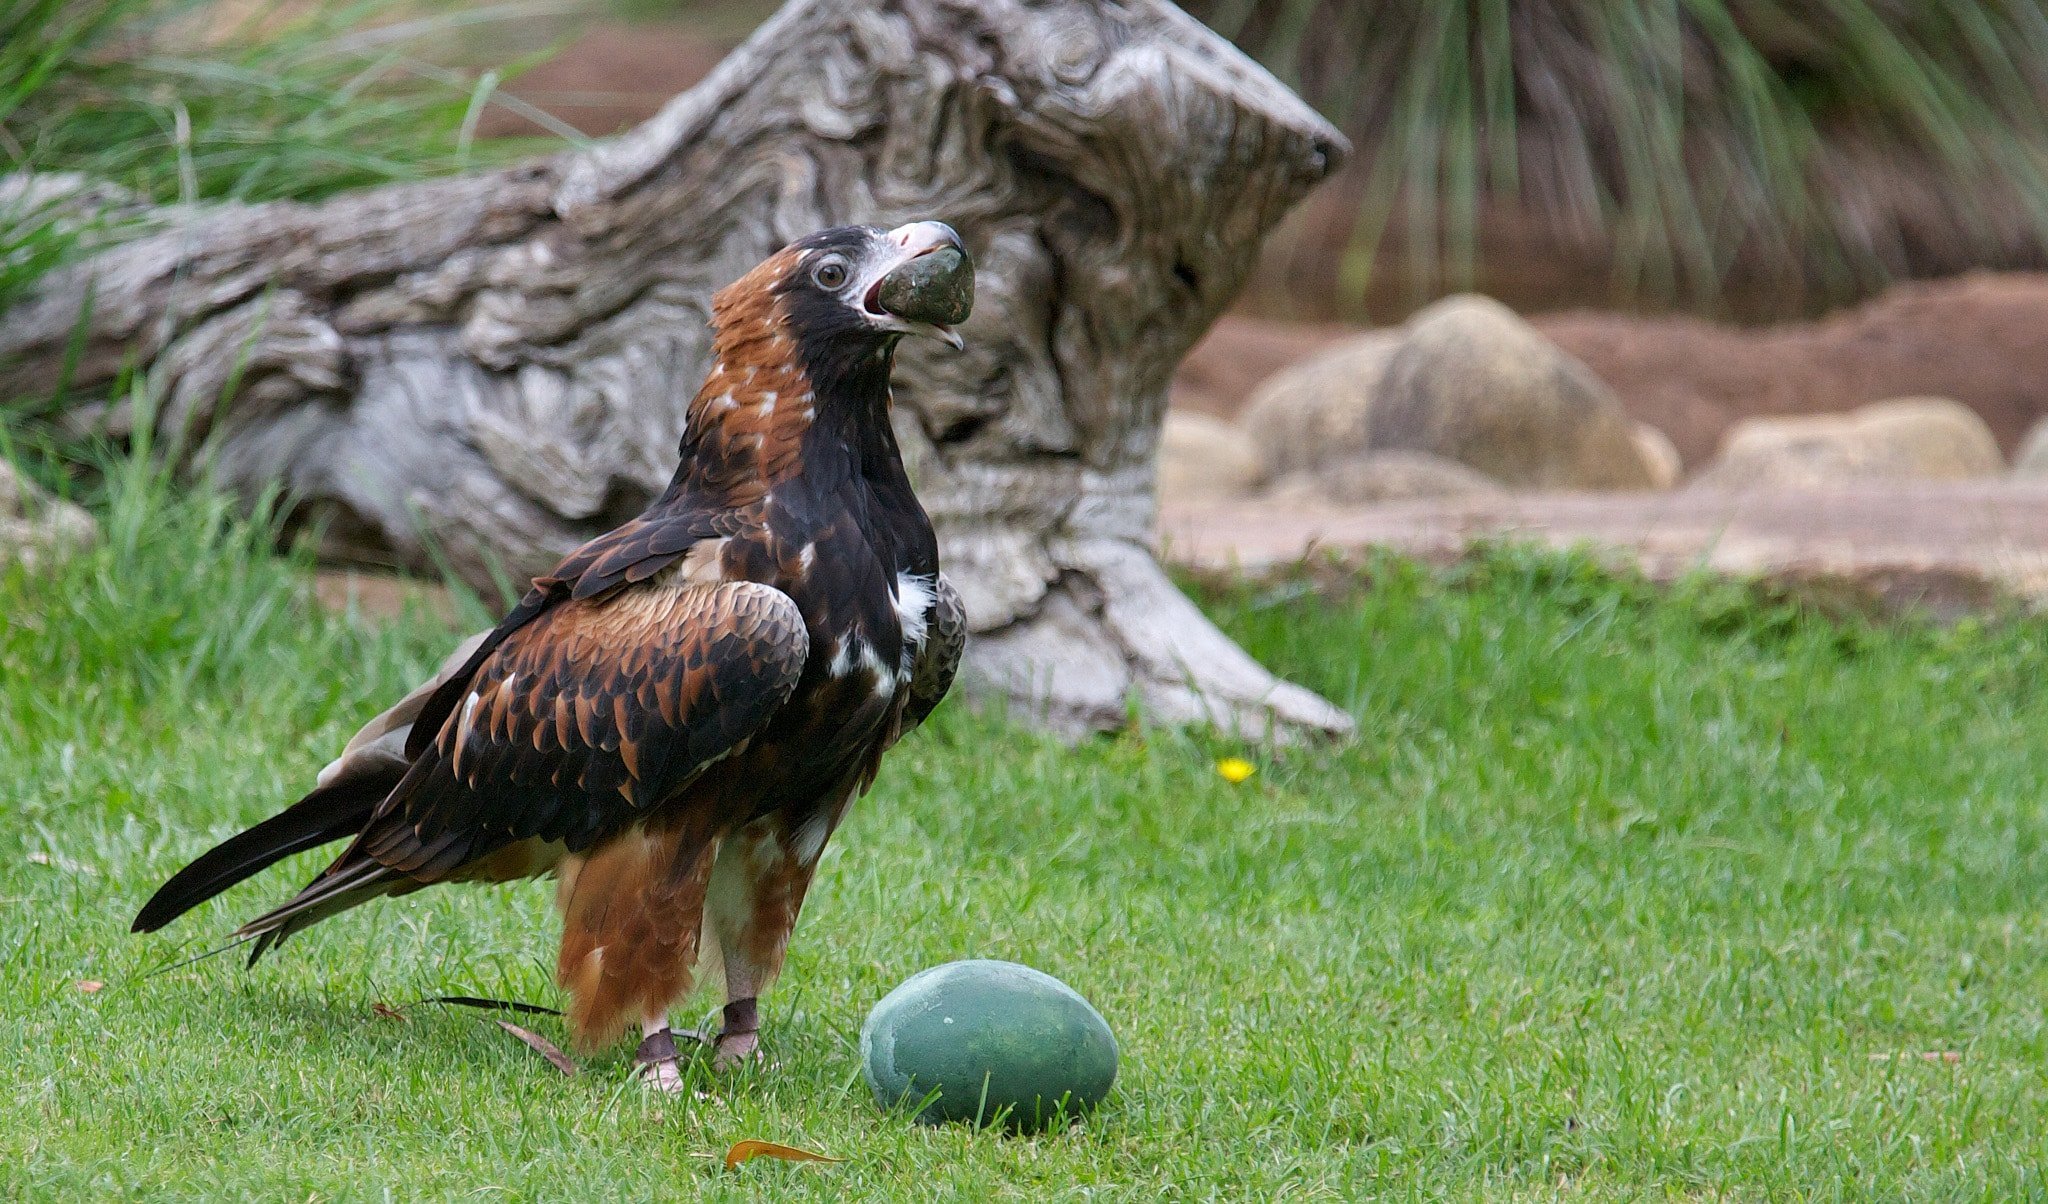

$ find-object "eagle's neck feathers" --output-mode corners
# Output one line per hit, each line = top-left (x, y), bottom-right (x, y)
(671, 279), (905, 508)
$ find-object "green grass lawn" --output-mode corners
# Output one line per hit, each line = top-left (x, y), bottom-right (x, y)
(5, 479), (2048, 1199)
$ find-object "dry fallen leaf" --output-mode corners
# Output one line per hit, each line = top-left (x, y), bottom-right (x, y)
(76, 980), (103, 994)
(372, 1002), (409, 1022)
(723, 1139), (843, 1171)
(495, 1020), (578, 1076)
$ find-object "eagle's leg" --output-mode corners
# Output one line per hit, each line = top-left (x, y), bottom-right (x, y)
(556, 825), (721, 1093)
(703, 814), (828, 1071)
(635, 1017), (692, 1093)
(713, 996), (761, 1069)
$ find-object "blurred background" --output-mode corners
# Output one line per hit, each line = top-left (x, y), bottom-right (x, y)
(11, 0), (2048, 592)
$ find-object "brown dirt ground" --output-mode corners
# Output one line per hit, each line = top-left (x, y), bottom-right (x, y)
(473, 19), (738, 140)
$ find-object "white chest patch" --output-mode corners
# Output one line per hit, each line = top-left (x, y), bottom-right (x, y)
(893, 572), (935, 652)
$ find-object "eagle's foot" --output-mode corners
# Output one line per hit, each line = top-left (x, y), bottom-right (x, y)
(634, 1025), (709, 1093)
(711, 997), (761, 1072)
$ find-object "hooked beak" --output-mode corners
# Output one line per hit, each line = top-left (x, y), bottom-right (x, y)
(864, 221), (972, 349)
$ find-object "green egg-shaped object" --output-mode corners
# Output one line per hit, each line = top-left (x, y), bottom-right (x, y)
(860, 959), (1117, 1133)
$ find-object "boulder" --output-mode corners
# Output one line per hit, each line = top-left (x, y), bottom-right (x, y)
(1157, 410), (1264, 502)
(0, 461), (96, 568)
(1632, 423), (1683, 489)
(1693, 397), (2003, 490)
(2012, 415), (2048, 477)
(1267, 450), (1506, 505)
(1367, 295), (1658, 490)
(1235, 331), (1399, 477)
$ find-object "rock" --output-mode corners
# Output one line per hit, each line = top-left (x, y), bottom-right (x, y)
(1632, 423), (1683, 489)
(1854, 398), (2004, 477)
(1157, 410), (1264, 502)
(0, 461), (95, 568)
(1235, 331), (1399, 476)
(1693, 397), (2004, 490)
(2015, 416), (2048, 477)
(1367, 295), (1658, 490)
(1267, 450), (1507, 505)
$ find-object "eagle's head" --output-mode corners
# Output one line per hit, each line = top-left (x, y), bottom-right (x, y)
(682, 222), (974, 496)
(778, 221), (972, 349)
(711, 222), (971, 382)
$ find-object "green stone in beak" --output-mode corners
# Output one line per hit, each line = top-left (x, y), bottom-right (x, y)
(877, 246), (974, 327)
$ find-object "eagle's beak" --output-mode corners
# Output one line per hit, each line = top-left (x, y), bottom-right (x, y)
(870, 221), (972, 349)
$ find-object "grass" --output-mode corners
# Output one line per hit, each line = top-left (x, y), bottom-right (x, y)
(0, 0), (555, 313)
(4, 466), (2048, 1198)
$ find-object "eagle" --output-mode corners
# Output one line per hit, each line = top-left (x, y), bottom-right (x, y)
(134, 221), (973, 1090)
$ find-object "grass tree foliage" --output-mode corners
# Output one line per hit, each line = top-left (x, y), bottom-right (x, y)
(1192, 0), (2048, 311)
(12, 0), (2048, 315)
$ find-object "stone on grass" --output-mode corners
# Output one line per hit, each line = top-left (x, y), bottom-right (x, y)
(0, 461), (95, 569)
(1693, 397), (2003, 489)
(2013, 415), (2048, 478)
(1632, 422), (1683, 489)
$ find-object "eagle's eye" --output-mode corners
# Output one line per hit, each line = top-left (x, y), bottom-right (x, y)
(812, 258), (849, 289)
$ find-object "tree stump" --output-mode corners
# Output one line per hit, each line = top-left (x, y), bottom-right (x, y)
(0, 0), (1351, 738)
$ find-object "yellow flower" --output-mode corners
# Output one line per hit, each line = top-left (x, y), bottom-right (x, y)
(1215, 757), (1256, 784)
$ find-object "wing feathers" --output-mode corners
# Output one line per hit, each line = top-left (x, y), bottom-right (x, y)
(358, 580), (808, 878)
(193, 577), (807, 956)
(900, 572), (965, 738)
(129, 631), (494, 935)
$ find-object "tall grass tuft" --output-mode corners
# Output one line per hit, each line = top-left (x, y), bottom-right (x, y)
(0, 380), (453, 733)
(0, 0), (552, 311)
(1193, 0), (2048, 312)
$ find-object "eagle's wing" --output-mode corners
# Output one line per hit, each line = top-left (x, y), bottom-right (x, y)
(364, 580), (808, 874)
(404, 505), (730, 761)
(899, 572), (965, 738)
(236, 578), (807, 955)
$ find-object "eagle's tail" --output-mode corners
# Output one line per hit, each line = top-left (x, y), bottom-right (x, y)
(232, 854), (404, 965)
(131, 772), (393, 935)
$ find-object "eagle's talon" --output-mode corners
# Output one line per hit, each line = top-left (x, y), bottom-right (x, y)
(711, 1029), (760, 1071)
(711, 997), (761, 1071)
(634, 1025), (706, 1093)
(639, 1057), (689, 1094)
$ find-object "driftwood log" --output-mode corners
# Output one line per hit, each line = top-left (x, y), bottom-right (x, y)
(0, 0), (1351, 738)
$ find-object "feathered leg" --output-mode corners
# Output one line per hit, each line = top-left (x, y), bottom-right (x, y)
(555, 825), (720, 1080)
(700, 811), (834, 1069)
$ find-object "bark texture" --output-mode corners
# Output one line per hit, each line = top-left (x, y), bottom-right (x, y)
(0, 0), (1351, 738)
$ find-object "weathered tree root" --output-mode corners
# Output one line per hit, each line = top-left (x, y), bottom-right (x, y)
(0, 0), (1351, 739)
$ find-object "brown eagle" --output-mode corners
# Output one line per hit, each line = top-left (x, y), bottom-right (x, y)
(135, 222), (972, 1089)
